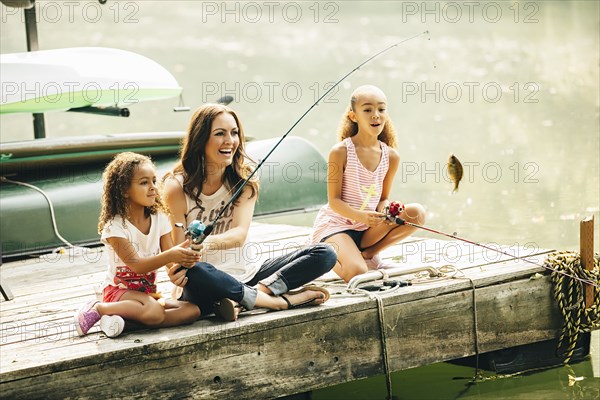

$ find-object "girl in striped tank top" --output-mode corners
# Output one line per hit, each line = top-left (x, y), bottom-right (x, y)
(310, 85), (426, 282)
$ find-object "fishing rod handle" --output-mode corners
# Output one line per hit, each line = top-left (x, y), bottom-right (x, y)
(395, 217), (406, 225)
(387, 215), (406, 225)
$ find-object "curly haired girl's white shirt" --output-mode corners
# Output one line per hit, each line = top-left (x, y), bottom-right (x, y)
(101, 213), (172, 290)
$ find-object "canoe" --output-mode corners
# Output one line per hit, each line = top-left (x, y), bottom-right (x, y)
(0, 133), (326, 258)
(0, 47), (182, 114)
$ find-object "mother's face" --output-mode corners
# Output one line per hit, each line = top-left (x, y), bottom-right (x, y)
(204, 112), (240, 169)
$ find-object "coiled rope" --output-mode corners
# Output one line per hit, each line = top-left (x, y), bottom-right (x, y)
(547, 251), (600, 364)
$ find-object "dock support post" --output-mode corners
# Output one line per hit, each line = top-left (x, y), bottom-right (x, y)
(24, 1), (47, 139)
(580, 215), (594, 308)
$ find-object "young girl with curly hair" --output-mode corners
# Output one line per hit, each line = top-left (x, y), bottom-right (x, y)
(74, 152), (201, 338)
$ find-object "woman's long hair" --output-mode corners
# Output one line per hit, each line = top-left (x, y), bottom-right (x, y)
(170, 104), (258, 206)
(98, 152), (166, 233)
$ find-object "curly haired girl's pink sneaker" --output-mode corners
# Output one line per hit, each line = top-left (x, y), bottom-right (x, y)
(74, 300), (101, 336)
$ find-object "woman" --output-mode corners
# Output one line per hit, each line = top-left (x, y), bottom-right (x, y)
(163, 104), (336, 321)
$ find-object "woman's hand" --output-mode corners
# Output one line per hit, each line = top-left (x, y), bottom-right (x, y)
(167, 263), (189, 287)
(166, 239), (202, 266)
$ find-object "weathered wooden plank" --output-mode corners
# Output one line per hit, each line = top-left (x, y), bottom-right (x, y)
(384, 275), (562, 371)
(0, 222), (576, 399)
(8, 233), (534, 306)
(1, 308), (384, 399)
(2, 249), (551, 321)
(0, 275), (564, 399)
(1, 253), (551, 367)
(2, 247), (295, 313)
(0, 251), (551, 347)
(1, 300), (370, 377)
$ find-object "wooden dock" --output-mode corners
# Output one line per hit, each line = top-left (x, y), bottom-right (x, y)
(0, 222), (569, 399)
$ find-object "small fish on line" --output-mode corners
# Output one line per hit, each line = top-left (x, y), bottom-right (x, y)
(447, 153), (463, 193)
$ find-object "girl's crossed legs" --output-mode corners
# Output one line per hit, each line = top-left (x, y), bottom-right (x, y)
(98, 290), (200, 328)
(326, 203), (426, 282)
(75, 290), (200, 338)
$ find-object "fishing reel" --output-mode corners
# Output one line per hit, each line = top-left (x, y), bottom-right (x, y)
(175, 220), (207, 244)
(384, 201), (406, 225)
(173, 220), (209, 274)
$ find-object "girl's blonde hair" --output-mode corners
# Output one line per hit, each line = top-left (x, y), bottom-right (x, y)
(98, 152), (166, 233)
(167, 103), (258, 207)
(337, 86), (398, 148)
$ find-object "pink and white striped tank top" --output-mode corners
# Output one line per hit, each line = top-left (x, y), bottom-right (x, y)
(310, 137), (390, 243)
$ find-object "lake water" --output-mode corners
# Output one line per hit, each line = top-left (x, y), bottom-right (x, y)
(1, 1), (598, 398)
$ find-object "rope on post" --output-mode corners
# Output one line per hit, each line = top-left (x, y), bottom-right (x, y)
(546, 251), (600, 364)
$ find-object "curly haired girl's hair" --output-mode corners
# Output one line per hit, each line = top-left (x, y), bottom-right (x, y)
(337, 85), (398, 148)
(98, 152), (166, 233)
(166, 103), (258, 206)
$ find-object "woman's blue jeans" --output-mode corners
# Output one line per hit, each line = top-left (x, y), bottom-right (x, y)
(179, 243), (336, 315)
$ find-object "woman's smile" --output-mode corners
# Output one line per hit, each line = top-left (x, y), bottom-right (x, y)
(205, 112), (240, 166)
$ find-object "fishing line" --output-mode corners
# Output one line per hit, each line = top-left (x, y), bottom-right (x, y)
(187, 31), (430, 246)
(389, 216), (599, 288)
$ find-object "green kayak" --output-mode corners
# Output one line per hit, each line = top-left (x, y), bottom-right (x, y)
(0, 132), (326, 258)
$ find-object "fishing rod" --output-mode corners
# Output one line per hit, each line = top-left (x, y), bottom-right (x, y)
(180, 31), (430, 247)
(388, 215), (599, 288)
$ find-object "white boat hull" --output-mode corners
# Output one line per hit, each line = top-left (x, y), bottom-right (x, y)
(0, 47), (182, 114)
